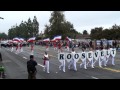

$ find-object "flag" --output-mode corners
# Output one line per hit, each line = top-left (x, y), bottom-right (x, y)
(43, 38), (50, 42)
(27, 37), (36, 42)
(51, 38), (56, 42)
(54, 35), (62, 40)
(66, 36), (72, 41)
(19, 38), (24, 42)
(13, 38), (20, 42)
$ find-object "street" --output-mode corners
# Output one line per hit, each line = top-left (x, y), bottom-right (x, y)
(0, 46), (120, 79)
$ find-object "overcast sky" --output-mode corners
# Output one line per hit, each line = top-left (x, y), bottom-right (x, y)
(0, 11), (120, 35)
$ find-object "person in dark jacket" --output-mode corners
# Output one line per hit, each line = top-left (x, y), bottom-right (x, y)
(27, 55), (37, 79)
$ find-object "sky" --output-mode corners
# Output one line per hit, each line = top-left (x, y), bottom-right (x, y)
(0, 11), (120, 35)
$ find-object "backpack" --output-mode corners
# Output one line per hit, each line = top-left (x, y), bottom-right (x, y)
(27, 61), (35, 73)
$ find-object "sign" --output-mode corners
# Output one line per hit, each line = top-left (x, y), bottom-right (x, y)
(106, 49), (110, 58)
(111, 48), (116, 57)
(94, 50), (100, 60)
(87, 51), (93, 61)
(81, 52), (86, 61)
(65, 53), (72, 62)
(58, 53), (65, 63)
(73, 53), (80, 62)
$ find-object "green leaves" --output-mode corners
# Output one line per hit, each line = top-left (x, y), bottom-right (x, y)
(44, 11), (79, 39)
(8, 16), (39, 40)
(90, 24), (120, 40)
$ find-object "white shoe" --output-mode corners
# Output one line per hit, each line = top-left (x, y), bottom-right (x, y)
(47, 72), (50, 73)
(63, 70), (65, 72)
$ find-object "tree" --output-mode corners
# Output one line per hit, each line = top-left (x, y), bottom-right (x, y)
(83, 30), (88, 35)
(32, 16), (39, 37)
(44, 11), (79, 39)
(0, 33), (8, 40)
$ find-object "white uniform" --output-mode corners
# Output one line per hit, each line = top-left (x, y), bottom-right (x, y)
(93, 50), (101, 67)
(68, 51), (77, 71)
(110, 48), (116, 65)
(59, 59), (65, 72)
(43, 54), (50, 73)
(80, 51), (87, 69)
(106, 49), (111, 65)
(87, 51), (94, 68)
(103, 49), (107, 66)
(11, 44), (14, 52)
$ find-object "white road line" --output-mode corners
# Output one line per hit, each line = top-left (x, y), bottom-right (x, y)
(38, 63), (44, 68)
(91, 76), (99, 79)
(23, 57), (27, 59)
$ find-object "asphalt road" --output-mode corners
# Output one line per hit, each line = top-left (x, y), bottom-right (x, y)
(0, 46), (120, 79)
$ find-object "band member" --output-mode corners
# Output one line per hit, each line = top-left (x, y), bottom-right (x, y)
(93, 47), (101, 67)
(106, 46), (111, 65)
(110, 46), (116, 65)
(43, 52), (50, 73)
(58, 42), (62, 53)
(53, 42), (57, 51)
(80, 48), (87, 69)
(31, 44), (34, 55)
(59, 50), (65, 72)
(11, 43), (14, 52)
(68, 48), (77, 71)
(20, 43), (23, 52)
(15, 43), (19, 54)
(65, 41), (69, 51)
(87, 48), (94, 68)
(100, 46), (107, 66)
(46, 43), (49, 51)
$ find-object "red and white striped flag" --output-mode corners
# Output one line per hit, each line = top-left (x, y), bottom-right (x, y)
(27, 37), (36, 42)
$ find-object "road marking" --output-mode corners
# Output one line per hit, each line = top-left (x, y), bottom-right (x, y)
(23, 57), (27, 59)
(101, 67), (120, 73)
(91, 76), (99, 79)
(38, 63), (44, 68)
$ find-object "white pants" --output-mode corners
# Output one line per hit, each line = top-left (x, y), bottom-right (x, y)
(59, 60), (65, 72)
(68, 59), (77, 71)
(98, 58), (102, 67)
(80, 59), (87, 69)
(65, 46), (69, 51)
(16, 49), (19, 54)
(30, 50), (34, 55)
(87, 59), (94, 68)
(111, 56), (115, 65)
(58, 49), (61, 53)
(44, 61), (49, 73)
(46, 48), (49, 51)
(11, 47), (13, 52)
(101, 57), (106, 66)
(20, 48), (23, 52)
(54, 47), (57, 50)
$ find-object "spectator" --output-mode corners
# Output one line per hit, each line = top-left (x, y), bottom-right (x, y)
(27, 55), (37, 79)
